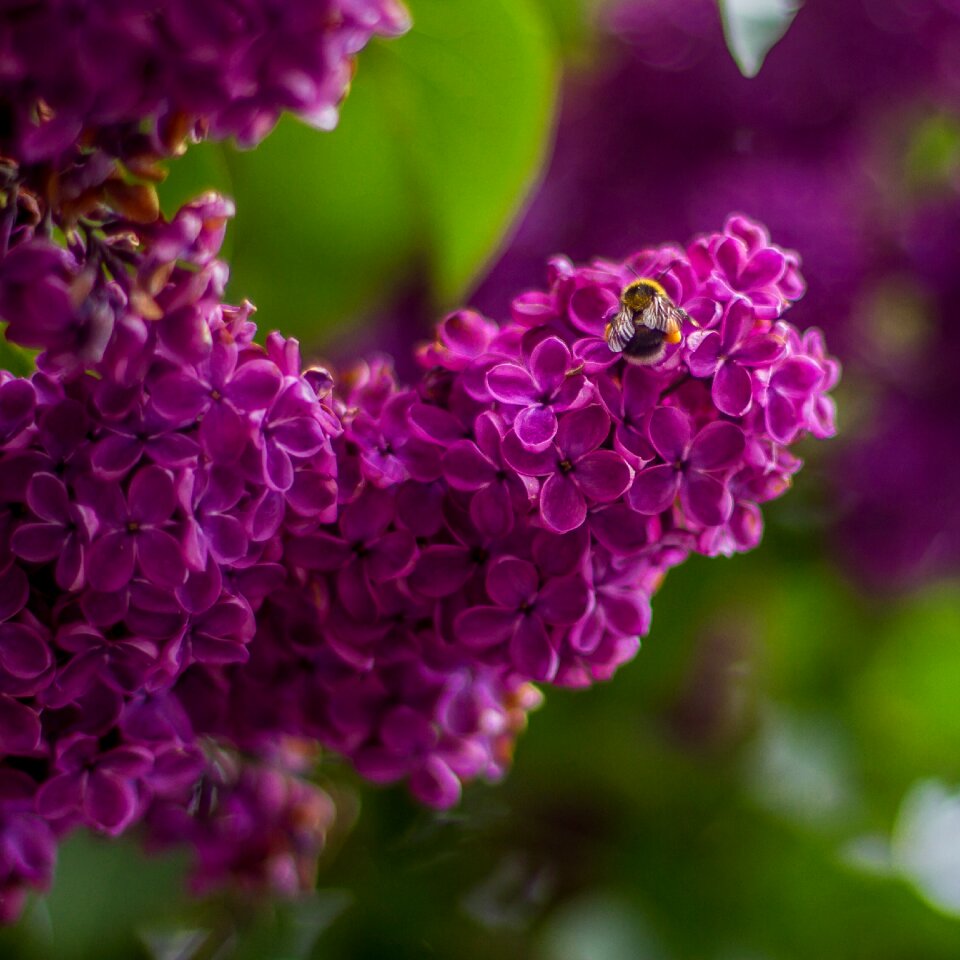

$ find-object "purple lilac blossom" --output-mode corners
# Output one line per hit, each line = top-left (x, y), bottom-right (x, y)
(0, 187), (837, 916)
(0, 191), (342, 918)
(0, 0), (410, 166)
(470, 0), (960, 589)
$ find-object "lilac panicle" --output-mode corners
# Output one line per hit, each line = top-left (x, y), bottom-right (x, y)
(273, 215), (837, 810)
(0, 191), (342, 917)
(0, 188), (836, 918)
(0, 0), (410, 167)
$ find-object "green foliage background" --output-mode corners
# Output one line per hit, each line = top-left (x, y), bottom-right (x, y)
(5, 1), (960, 958)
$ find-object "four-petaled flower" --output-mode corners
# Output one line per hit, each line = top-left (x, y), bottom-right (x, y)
(628, 406), (745, 527)
(503, 404), (633, 533)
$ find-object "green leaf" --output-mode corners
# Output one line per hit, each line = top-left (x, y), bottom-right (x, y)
(158, 0), (558, 347)
(718, 0), (801, 77)
(0, 330), (36, 376)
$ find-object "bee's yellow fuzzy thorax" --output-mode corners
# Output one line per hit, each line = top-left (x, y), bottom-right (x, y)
(621, 277), (666, 312)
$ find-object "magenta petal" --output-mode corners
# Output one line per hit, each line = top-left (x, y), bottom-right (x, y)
(568, 285), (618, 334)
(514, 404), (558, 450)
(26, 473), (69, 523)
(690, 421), (746, 472)
(224, 360), (282, 411)
(502, 430), (556, 476)
(0, 695), (40, 754)
(509, 615), (557, 682)
(12, 523), (65, 563)
(681, 471), (733, 527)
(740, 247), (785, 288)
(87, 531), (136, 592)
(409, 545), (473, 598)
(529, 336), (570, 394)
(128, 466), (176, 523)
(91, 434), (142, 478)
(621, 365), (662, 421)
(766, 391), (800, 444)
(366, 530), (417, 581)
(150, 373), (207, 421)
(201, 401), (247, 463)
(538, 574), (589, 624)
(35, 772), (82, 817)
(409, 757), (461, 810)
(734, 333), (786, 367)
(272, 417), (327, 457)
(604, 592), (651, 637)
(455, 607), (517, 649)
(0, 564), (27, 621)
(686, 330), (722, 378)
(720, 297), (754, 351)
(204, 514), (247, 564)
(55, 536), (85, 591)
(540, 473), (587, 533)
(486, 363), (537, 404)
(85, 771), (138, 834)
(575, 450), (632, 503)
(470, 482), (514, 539)
(176, 558), (222, 615)
(0, 625), (52, 678)
(556, 404), (609, 460)
(263, 441), (294, 491)
(773, 357), (824, 397)
(409, 404), (465, 444)
(628, 464), (680, 515)
(486, 557), (538, 608)
(648, 406), (691, 463)
(712, 362), (753, 417)
(442, 440), (495, 491)
(137, 529), (186, 588)
(572, 336), (619, 372)
(590, 503), (653, 555)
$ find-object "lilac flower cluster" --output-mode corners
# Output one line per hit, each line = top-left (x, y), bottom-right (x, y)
(0, 191), (341, 918)
(0, 202), (838, 916)
(0, 0), (410, 166)
(247, 214), (835, 810)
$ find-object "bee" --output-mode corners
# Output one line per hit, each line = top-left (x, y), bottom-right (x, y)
(605, 277), (689, 365)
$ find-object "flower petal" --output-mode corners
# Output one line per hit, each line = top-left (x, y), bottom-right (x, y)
(514, 404), (558, 450)
(509, 615), (557, 682)
(627, 464), (680, 515)
(486, 557), (538, 608)
(712, 362), (754, 417)
(681, 471), (733, 527)
(556, 404), (610, 461)
(575, 450), (632, 503)
(486, 363), (537, 404)
(540, 472), (587, 533)
(648, 406), (690, 463)
(455, 607), (517, 648)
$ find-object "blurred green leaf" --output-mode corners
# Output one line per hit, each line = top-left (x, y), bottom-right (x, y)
(0, 331), (36, 376)
(158, 0), (558, 346)
(853, 584), (960, 788)
(43, 833), (188, 960)
(906, 113), (960, 193)
(718, 0), (801, 77)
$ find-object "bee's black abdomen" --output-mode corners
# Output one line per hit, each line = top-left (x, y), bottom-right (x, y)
(622, 325), (667, 365)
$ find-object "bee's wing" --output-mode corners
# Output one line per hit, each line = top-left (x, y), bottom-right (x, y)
(605, 307), (636, 353)
(641, 296), (689, 344)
